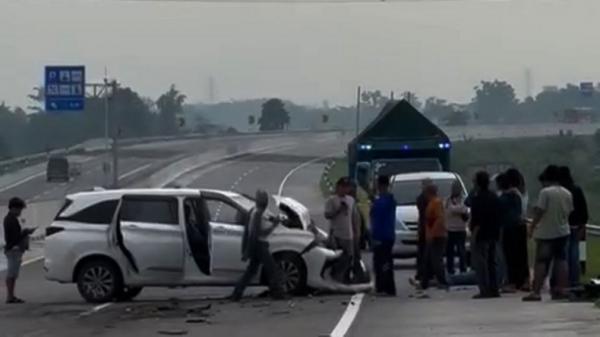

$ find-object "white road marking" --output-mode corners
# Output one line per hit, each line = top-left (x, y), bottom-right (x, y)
(118, 164), (152, 180)
(277, 153), (335, 196)
(79, 302), (113, 317)
(0, 171), (45, 193)
(328, 293), (365, 337)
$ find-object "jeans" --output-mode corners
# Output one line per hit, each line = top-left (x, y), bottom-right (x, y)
(446, 231), (467, 274)
(473, 239), (499, 296)
(232, 241), (284, 300)
(372, 240), (396, 295)
(422, 237), (447, 289)
(567, 229), (581, 287)
(416, 228), (426, 281)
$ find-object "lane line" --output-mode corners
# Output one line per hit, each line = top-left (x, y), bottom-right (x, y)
(277, 153), (336, 196)
(328, 293), (365, 337)
(118, 163), (152, 180)
(0, 171), (46, 193)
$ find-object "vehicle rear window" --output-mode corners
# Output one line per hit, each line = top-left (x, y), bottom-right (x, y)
(392, 178), (458, 206)
(57, 200), (118, 224)
(54, 198), (73, 220)
(120, 197), (179, 225)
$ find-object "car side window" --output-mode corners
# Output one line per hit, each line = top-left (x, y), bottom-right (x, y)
(57, 199), (118, 224)
(204, 198), (244, 226)
(120, 197), (179, 225)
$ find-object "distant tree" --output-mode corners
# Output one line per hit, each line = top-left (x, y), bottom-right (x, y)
(472, 80), (518, 123)
(443, 110), (470, 126)
(259, 98), (290, 131)
(157, 84), (186, 135)
(401, 91), (423, 111)
(423, 97), (454, 121)
(361, 90), (388, 110)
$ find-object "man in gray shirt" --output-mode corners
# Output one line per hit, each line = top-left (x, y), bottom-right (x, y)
(325, 177), (359, 282)
(523, 165), (573, 302)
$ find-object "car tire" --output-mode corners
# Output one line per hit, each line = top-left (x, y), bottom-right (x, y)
(275, 253), (307, 295)
(76, 259), (123, 303)
(116, 286), (143, 302)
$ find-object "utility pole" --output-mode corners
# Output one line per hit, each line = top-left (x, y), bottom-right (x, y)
(109, 80), (119, 189)
(356, 86), (361, 137)
(103, 70), (111, 188)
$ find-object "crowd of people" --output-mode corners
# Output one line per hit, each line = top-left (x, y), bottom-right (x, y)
(409, 165), (589, 301)
(322, 164), (589, 301)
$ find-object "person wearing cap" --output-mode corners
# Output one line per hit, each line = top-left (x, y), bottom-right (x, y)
(4, 197), (33, 304)
(231, 190), (285, 301)
(325, 177), (358, 282)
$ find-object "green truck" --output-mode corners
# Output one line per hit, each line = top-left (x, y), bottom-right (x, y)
(347, 99), (451, 190)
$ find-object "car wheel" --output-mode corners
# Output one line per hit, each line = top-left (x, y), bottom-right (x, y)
(116, 286), (143, 302)
(276, 253), (307, 295)
(76, 260), (122, 303)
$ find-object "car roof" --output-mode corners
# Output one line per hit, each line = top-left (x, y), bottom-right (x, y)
(197, 188), (242, 198)
(391, 171), (458, 182)
(68, 188), (202, 200)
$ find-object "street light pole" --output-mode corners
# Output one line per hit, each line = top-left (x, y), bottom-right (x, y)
(103, 73), (111, 188)
(355, 86), (361, 137)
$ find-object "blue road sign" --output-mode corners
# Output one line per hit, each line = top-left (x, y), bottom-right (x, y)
(45, 66), (85, 112)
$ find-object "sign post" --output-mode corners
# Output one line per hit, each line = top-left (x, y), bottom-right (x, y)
(45, 66), (85, 111)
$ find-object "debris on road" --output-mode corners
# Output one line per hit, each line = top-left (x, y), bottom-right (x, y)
(186, 318), (210, 324)
(252, 302), (271, 308)
(158, 329), (188, 335)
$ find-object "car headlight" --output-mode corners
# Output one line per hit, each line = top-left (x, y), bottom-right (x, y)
(395, 219), (409, 231)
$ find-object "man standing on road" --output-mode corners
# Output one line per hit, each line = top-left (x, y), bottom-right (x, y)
(370, 175), (397, 296)
(445, 180), (469, 275)
(4, 197), (33, 304)
(232, 190), (285, 301)
(523, 166), (573, 302)
(558, 166), (588, 288)
(421, 183), (448, 290)
(411, 178), (433, 286)
(325, 177), (357, 282)
(470, 171), (502, 299)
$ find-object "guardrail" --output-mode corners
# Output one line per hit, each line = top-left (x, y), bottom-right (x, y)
(588, 224), (600, 237)
(0, 128), (343, 173)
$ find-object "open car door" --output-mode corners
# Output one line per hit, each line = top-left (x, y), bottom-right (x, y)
(183, 197), (212, 275)
(110, 195), (185, 283)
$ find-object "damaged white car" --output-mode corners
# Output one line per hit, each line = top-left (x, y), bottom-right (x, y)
(44, 188), (372, 303)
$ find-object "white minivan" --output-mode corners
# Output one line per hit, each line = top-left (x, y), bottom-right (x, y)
(44, 188), (370, 303)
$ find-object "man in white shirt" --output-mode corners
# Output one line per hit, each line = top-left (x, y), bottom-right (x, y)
(324, 177), (359, 282)
(523, 165), (573, 302)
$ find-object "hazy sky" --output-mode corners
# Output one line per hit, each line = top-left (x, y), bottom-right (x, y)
(2, 0), (600, 108)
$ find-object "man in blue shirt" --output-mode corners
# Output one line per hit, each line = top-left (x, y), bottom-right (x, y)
(370, 175), (397, 296)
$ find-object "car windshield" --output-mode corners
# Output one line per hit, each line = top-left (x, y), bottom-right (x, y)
(391, 178), (457, 206)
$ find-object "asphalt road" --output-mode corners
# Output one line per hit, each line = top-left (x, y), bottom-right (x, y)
(2, 130), (600, 337)
(0, 132), (354, 337)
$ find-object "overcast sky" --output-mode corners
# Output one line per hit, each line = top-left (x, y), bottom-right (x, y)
(2, 0), (600, 108)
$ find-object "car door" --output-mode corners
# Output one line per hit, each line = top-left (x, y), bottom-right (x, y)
(116, 195), (185, 284)
(182, 197), (213, 282)
(203, 194), (247, 280)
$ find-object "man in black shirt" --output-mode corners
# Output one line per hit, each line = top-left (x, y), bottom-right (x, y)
(469, 172), (501, 299)
(4, 197), (32, 304)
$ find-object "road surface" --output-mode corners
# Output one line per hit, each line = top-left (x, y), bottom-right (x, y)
(1, 130), (600, 337)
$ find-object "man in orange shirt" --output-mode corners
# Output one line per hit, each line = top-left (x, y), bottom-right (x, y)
(420, 184), (449, 290)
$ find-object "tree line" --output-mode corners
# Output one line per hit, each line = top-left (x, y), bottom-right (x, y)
(0, 84), (186, 160)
